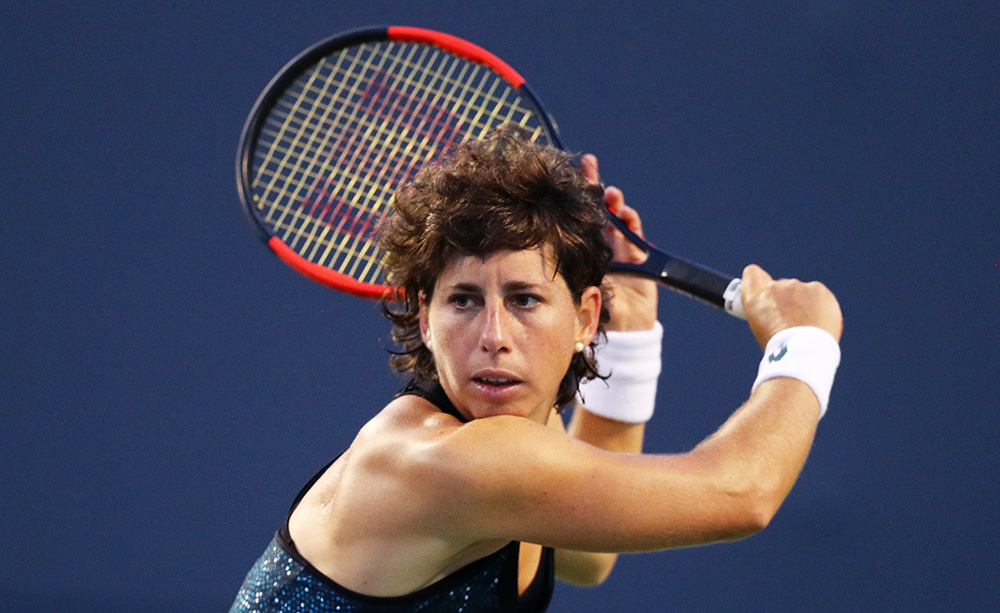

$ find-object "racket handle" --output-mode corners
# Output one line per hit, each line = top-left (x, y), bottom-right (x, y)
(605, 215), (745, 319)
(610, 257), (746, 320)
(721, 277), (745, 319)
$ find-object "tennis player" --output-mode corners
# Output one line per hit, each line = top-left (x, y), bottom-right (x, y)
(230, 127), (842, 612)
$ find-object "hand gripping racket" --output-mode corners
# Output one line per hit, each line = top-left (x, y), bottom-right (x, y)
(236, 26), (745, 318)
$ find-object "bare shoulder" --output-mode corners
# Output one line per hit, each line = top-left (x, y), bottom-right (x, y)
(356, 395), (556, 471)
(291, 394), (460, 522)
(350, 393), (466, 468)
(348, 399), (585, 529)
(286, 394), (499, 594)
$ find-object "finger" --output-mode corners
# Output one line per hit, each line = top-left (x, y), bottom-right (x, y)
(741, 264), (773, 299)
(608, 189), (643, 236)
(605, 185), (623, 214)
(580, 154), (600, 185)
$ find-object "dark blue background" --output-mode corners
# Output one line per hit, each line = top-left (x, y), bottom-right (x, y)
(2, 2), (997, 610)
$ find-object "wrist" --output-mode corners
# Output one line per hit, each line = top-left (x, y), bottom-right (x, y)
(577, 321), (663, 423)
(751, 326), (841, 419)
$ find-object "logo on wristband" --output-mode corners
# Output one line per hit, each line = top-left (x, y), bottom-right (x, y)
(768, 343), (788, 363)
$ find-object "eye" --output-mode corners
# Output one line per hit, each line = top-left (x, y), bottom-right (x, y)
(511, 294), (541, 308)
(448, 294), (478, 309)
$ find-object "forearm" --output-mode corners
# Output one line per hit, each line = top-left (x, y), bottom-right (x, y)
(556, 398), (648, 584)
(689, 377), (820, 524)
(438, 381), (819, 554)
(570, 320), (662, 452)
(567, 405), (645, 454)
(569, 381), (820, 551)
(556, 320), (656, 580)
(555, 379), (821, 552)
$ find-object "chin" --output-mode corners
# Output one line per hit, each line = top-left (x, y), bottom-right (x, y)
(459, 396), (525, 420)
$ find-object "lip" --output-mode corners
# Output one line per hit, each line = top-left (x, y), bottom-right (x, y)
(469, 369), (523, 400)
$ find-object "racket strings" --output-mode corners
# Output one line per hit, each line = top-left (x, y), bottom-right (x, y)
(249, 40), (552, 287)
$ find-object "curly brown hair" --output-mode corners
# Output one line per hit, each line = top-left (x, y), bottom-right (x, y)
(378, 126), (613, 410)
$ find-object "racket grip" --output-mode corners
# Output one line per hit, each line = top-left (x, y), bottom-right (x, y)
(610, 258), (746, 320)
(721, 278), (745, 320)
(669, 260), (745, 320)
(605, 214), (745, 319)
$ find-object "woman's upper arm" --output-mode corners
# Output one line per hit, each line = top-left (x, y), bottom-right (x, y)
(418, 414), (762, 554)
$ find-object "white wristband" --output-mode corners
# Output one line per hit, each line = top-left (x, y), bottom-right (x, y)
(752, 326), (841, 419)
(577, 321), (663, 423)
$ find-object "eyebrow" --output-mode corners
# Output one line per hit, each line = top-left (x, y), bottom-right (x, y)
(448, 281), (544, 294)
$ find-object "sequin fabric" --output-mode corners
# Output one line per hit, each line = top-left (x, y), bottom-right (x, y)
(229, 537), (514, 613)
(230, 381), (551, 612)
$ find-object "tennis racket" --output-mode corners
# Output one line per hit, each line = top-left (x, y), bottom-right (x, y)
(236, 26), (746, 319)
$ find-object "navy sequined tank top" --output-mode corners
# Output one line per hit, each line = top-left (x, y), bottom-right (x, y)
(229, 381), (555, 612)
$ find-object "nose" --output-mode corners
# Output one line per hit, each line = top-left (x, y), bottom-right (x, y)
(479, 299), (511, 354)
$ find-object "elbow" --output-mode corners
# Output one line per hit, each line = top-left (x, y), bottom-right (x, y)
(566, 568), (613, 588)
(581, 555), (616, 586)
(737, 498), (777, 539)
(557, 552), (617, 587)
(695, 452), (791, 542)
(714, 487), (782, 543)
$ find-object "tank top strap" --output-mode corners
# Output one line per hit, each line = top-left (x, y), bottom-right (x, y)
(398, 378), (468, 423)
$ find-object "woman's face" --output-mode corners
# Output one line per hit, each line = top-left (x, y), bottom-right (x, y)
(420, 246), (601, 423)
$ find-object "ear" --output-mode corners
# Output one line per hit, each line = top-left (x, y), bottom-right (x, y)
(418, 290), (432, 350)
(575, 286), (602, 346)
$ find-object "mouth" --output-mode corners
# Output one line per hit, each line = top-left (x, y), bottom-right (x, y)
(471, 371), (523, 392)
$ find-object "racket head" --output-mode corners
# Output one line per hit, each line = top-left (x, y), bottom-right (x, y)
(237, 26), (562, 299)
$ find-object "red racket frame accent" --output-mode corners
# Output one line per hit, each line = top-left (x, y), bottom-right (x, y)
(241, 27), (745, 317)
(242, 26), (551, 301)
(387, 26), (526, 88)
(268, 237), (399, 300)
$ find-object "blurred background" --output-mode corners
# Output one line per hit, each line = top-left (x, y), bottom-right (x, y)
(2, 1), (997, 610)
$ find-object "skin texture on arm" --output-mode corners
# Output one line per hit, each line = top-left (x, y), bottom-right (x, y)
(554, 154), (657, 585)
(287, 259), (841, 597)
(553, 410), (643, 585)
(417, 257), (842, 556)
(286, 133), (841, 602)
(418, 382), (809, 553)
